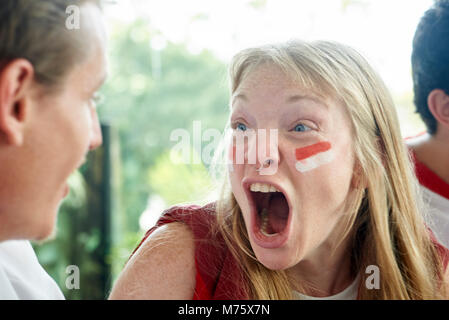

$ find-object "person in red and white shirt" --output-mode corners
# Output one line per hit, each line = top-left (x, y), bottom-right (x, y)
(407, 0), (449, 249)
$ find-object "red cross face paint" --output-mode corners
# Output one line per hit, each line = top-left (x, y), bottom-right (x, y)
(295, 141), (334, 173)
(228, 144), (236, 172)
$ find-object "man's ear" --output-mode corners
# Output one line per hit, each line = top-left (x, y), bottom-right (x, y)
(427, 89), (449, 131)
(0, 59), (35, 146)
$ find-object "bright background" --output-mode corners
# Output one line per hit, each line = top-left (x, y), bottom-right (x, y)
(106, 0), (432, 135)
(34, 0), (433, 299)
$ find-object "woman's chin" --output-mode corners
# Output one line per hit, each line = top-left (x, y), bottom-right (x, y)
(252, 246), (296, 271)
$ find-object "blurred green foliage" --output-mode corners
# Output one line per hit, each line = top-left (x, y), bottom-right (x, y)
(101, 19), (229, 231)
(148, 150), (214, 206)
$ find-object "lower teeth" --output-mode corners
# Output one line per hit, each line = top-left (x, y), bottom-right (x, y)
(260, 208), (277, 237)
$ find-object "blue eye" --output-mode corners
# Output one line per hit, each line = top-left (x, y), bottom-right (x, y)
(236, 123), (247, 131)
(294, 124), (311, 132)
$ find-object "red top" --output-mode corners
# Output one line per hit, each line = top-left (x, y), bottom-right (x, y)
(409, 149), (449, 200)
(131, 203), (449, 299)
(131, 203), (247, 300)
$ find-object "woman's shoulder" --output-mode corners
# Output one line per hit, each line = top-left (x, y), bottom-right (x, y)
(109, 203), (222, 299)
(155, 202), (218, 230)
(109, 220), (196, 299)
(133, 202), (220, 256)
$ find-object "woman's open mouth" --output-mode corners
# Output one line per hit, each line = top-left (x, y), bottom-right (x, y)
(244, 181), (292, 248)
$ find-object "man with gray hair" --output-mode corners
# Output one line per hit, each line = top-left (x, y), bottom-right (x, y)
(0, 0), (107, 299)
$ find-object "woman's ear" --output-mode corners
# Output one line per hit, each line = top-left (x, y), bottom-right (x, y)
(0, 59), (34, 146)
(427, 89), (449, 132)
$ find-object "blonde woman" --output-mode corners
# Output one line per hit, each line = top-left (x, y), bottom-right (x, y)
(110, 40), (449, 300)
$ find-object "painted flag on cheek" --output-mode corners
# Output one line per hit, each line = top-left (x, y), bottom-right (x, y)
(295, 141), (334, 173)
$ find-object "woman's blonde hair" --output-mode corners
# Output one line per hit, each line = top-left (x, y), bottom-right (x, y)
(213, 40), (446, 299)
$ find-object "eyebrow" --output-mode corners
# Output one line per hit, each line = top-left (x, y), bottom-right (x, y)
(230, 106), (257, 124)
(231, 93), (248, 106)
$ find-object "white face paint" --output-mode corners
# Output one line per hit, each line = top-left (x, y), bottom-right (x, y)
(295, 141), (334, 173)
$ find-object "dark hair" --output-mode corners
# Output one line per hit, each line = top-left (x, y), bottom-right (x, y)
(0, 0), (101, 90)
(412, 0), (449, 134)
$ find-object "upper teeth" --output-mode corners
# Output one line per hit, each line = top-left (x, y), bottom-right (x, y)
(250, 183), (280, 193)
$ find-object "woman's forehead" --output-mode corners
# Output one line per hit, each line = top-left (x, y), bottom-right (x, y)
(236, 63), (332, 102)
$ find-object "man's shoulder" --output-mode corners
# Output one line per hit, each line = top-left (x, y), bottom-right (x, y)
(0, 262), (19, 299)
(0, 240), (65, 300)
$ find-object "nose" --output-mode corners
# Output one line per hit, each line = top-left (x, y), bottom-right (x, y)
(89, 107), (103, 151)
(246, 128), (279, 175)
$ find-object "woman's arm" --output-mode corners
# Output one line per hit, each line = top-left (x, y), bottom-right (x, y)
(108, 222), (196, 299)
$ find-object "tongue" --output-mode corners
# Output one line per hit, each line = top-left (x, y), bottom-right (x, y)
(261, 193), (289, 234)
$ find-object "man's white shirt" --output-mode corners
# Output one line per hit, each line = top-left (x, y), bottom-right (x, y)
(0, 240), (65, 299)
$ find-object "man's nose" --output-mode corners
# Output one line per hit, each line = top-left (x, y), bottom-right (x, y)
(89, 108), (103, 151)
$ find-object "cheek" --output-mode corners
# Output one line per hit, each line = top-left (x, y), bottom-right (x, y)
(229, 173), (249, 218)
(227, 148), (249, 213)
(228, 143), (236, 163)
(55, 107), (92, 172)
(74, 107), (94, 147)
(229, 132), (252, 165)
(294, 141), (334, 173)
(289, 141), (353, 210)
(227, 138), (248, 176)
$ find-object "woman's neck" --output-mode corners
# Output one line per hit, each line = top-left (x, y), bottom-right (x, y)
(286, 229), (355, 297)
